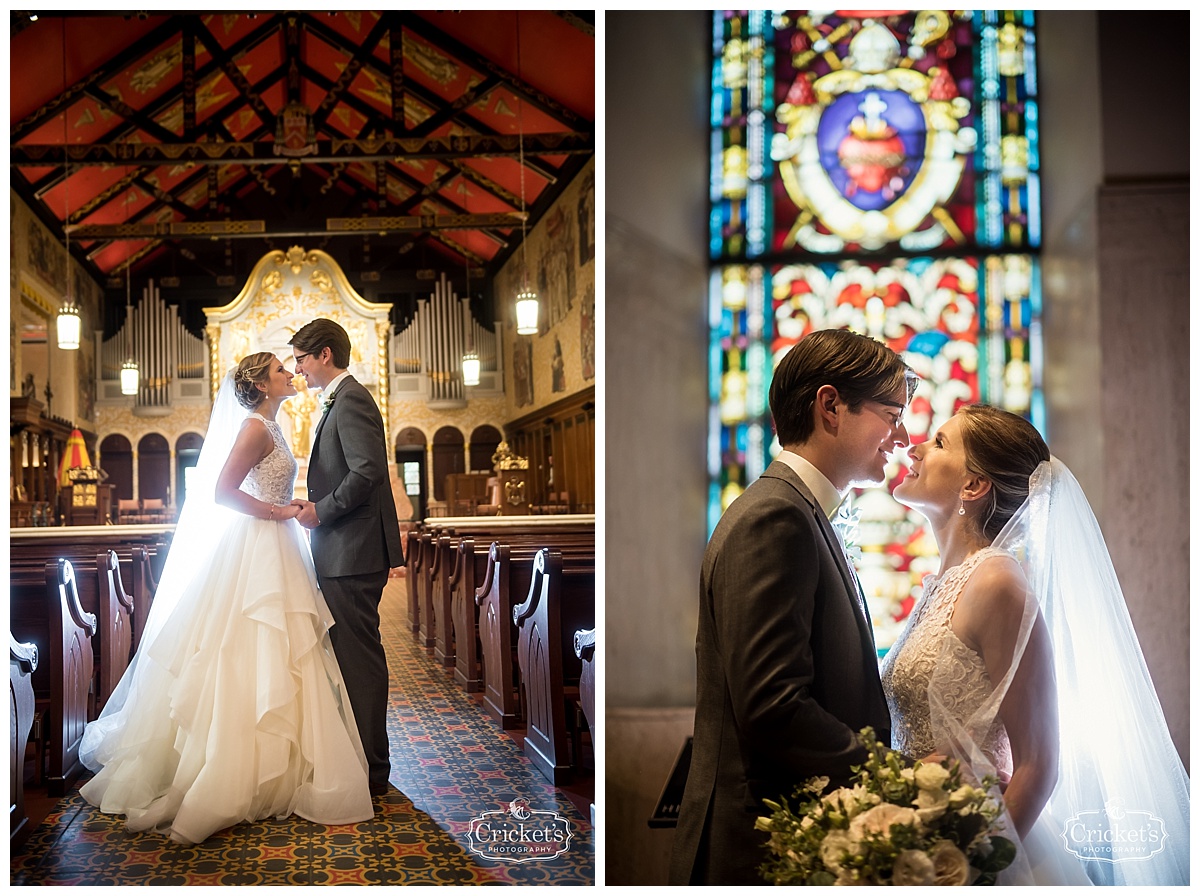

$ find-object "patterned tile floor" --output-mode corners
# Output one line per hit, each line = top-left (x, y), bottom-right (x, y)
(11, 577), (595, 885)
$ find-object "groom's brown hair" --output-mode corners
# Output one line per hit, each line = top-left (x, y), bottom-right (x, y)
(289, 318), (352, 369)
(770, 329), (917, 446)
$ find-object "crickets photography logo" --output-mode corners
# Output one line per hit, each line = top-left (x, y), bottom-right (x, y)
(1061, 800), (1168, 863)
(467, 799), (574, 863)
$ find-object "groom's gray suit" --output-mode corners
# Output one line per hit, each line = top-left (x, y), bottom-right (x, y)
(307, 374), (403, 787)
(669, 459), (891, 885)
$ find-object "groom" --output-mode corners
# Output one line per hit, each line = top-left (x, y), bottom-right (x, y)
(290, 318), (404, 797)
(669, 329), (917, 885)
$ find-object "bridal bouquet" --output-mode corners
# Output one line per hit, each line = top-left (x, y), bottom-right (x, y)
(756, 728), (1015, 885)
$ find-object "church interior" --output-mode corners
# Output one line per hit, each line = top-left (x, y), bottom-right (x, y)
(10, 11), (595, 884)
(606, 10), (1188, 885)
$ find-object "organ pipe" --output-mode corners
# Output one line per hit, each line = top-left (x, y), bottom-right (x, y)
(99, 278), (206, 404)
(389, 272), (498, 398)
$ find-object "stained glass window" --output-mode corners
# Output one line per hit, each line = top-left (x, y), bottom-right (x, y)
(709, 11), (1042, 653)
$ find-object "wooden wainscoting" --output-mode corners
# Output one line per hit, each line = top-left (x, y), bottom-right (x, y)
(506, 386), (595, 514)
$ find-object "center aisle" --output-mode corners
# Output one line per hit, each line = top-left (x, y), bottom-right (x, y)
(10, 577), (595, 885)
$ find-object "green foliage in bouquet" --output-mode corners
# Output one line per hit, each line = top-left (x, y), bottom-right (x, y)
(756, 728), (1016, 885)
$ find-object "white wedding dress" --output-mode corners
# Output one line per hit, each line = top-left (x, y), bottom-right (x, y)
(79, 413), (372, 843)
(880, 548), (1092, 885)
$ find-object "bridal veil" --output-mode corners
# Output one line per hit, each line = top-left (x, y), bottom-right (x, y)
(927, 458), (1189, 885)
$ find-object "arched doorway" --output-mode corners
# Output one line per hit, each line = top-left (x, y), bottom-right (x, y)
(431, 427), (465, 502)
(175, 432), (204, 508)
(395, 427), (427, 522)
(137, 433), (170, 503)
(469, 424), (502, 473)
(100, 434), (133, 501)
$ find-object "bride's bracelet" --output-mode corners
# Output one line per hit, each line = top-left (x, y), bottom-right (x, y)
(268, 504), (276, 521)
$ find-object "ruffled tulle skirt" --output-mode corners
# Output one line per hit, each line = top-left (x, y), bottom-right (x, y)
(79, 515), (372, 843)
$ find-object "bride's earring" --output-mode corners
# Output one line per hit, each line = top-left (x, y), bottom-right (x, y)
(958, 498), (966, 516)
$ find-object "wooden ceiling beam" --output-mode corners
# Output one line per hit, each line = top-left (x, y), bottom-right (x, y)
(192, 18), (280, 134)
(310, 14), (391, 130)
(21, 16), (284, 196)
(299, 14), (566, 183)
(11, 132), (593, 167)
(11, 17), (183, 142)
(399, 12), (591, 132)
(70, 212), (522, 240)
(408, 74), (502, 139)
(84, 84), (181, 145)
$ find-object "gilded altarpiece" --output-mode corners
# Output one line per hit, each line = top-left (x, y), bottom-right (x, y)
(204, 247), (393, 474)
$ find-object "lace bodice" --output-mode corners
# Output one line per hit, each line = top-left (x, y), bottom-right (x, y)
(240, 413), (297, 506)
(880, 547), (1012, 774)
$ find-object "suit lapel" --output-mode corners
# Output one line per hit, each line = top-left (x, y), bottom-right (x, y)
(311, 377), (349, 454)
(765, 462), (873, 633)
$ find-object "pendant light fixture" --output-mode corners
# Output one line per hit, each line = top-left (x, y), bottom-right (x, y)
(461, 171), (480, 386)
(120, 172), (140, 396)
(55, 19), (81, 351)
(513, 12), (539, 336)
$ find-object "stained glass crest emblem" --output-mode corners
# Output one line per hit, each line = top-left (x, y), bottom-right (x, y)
(773, 17), (976, 253)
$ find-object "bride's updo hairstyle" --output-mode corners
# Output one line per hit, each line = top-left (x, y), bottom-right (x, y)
(956, 404), (1050, 541)
(232, 352), (276, 410)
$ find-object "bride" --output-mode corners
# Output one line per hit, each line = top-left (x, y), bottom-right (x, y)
(79, 352), (373, 843)
(881, 403), (1189, 885)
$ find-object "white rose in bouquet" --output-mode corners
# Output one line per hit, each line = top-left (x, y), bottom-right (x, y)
(931, 839), (971, 885)
(892, 849), (936, 885)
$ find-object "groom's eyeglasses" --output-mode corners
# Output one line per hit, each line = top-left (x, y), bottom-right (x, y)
(293, 352), (314, 366)
(869, 399), (906, 431)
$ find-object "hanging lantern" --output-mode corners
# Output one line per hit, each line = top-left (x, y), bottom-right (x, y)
(462, 348), (481, 386)
(56, 303), (81, 350)
(120, 359), (140, 395)
(515, 286), (539, 335)
(511, 14), (540, 341)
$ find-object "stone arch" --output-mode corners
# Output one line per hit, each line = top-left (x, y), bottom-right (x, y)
(468, 424), (503, 473)
(99, 433), (133, 501)
(137, 432), (171, 502)
(175, 431), (204, 507)
(431, 426), (466, 502)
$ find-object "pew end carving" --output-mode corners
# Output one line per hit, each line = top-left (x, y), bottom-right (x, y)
(47, 559), (98, 797)
(512, 549), (595, 784)
(575, 627), (597, 827)
(10, 636), (38, 844)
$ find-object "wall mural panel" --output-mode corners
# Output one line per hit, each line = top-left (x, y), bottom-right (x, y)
(495, 156), (596, 420)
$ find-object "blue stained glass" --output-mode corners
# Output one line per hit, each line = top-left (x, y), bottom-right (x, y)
(707, 482), (723, 539)
(709, 13), (1043, 643)
(708, 340), (722, 403)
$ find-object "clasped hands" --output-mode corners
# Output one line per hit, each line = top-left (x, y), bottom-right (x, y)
(289, 499), (320, 529)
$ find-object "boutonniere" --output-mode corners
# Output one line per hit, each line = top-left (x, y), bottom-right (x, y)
(831, 499), (862, 563)
(322, 396), (336, 414)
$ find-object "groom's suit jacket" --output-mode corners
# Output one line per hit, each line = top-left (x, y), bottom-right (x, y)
(669, 460), (891, 885)
(306, 375), (403, 576)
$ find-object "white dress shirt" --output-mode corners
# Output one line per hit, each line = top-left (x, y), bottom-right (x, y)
(775, 450), (844, 520)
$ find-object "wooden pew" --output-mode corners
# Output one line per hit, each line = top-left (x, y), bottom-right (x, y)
(575, 627), (597, 827)
(416, 531), (437, 649)
(512, 549), (596, 784)
(12, 549), (134, 717)
(10, 635), (38, 844)
(451, 536), (488, 692)
(429, 533), (457, 666)
(11, 526), (168, 653)
(93, 552), (134, 710)
(9, 560), (97, 797)
(404, 529), (422, 635)
(474, 540), (595, 731)
(451, 532), (595, 694)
